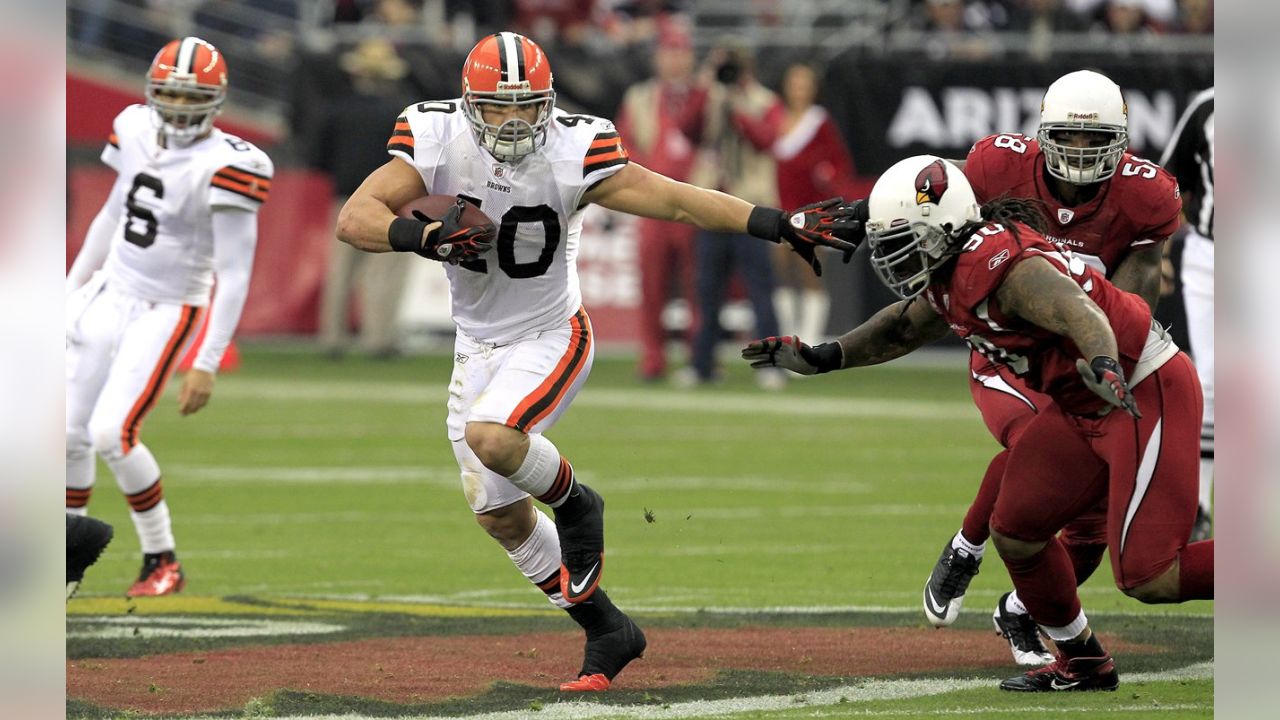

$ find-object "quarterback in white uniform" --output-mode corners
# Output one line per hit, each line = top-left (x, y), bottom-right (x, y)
(336, 32), (855, 692)
(65, 37), (272, 597)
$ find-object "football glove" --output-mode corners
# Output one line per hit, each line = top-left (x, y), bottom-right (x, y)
(827, 198), (869, 250)
(1076, 356), (1141, 418)
(403, 199), (495, 264)
(741, 335), (843, 375)
(748, 199), (861, 277)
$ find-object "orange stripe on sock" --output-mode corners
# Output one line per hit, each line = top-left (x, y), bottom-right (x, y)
(121, 306), (201, 453)
(127, 479), (164, 512)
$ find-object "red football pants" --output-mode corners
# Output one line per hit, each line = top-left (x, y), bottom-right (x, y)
(991, 353), (1206, 625)
(636, 218), (697, 379)
(964, 356), (1109, 578)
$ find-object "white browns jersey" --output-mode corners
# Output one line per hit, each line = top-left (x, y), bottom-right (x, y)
(388, 99), (629, 344)
(100, 104), (273, 305)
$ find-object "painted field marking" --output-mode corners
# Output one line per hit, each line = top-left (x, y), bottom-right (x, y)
(211, 662), (1210, 720)
(800, 704), (1209, 717)
(215, 377), (979, 421)
(66, 616), (346, 640)
(263, 593), (1210, 620)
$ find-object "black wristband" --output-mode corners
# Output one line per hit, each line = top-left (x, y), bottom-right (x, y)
(388, 217), (429, 253)
(747, 206), (785, 243)
(807, 341), (844, 374)
(1090, 355), (1121, 376)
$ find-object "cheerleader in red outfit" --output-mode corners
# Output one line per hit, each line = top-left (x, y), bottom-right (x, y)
(732, 63), (858, 340)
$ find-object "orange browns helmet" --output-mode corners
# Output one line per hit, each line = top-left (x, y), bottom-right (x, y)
(146, 37), (228, 144)
(462, 32), (555, 163)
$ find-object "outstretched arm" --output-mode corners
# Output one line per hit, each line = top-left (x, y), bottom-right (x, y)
(584, 161), (755, 232)
(67, 182), (124, 293)
(995, 257), (1118, 361)
(834, 296), (951, 368)
(743, 296), (949, 376)
(585, 162), (857, 275)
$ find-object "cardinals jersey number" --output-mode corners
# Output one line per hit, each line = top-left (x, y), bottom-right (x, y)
(388, 99), (629, 345)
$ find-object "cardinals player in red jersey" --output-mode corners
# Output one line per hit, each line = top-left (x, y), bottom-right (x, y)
(744, 155), (1213, 692)
(336, 32), (856, 692)
(906, 70), (1186, 664)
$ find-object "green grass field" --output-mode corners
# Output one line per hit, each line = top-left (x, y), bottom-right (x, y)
(68, 346), (1213, 719)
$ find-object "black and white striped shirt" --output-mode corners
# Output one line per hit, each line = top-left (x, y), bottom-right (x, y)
(1160, 88), (1214, 241)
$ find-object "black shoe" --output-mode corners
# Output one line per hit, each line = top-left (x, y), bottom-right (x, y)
(66, 515), (114, 600)
(556, 483), (605, 604)
(560, 614), (647, 691)
(1000, 653), (1119, 692)
(992, 592), (1054, 666)
(1190, 506), (1212, 542)
(923, 540), (981, 627)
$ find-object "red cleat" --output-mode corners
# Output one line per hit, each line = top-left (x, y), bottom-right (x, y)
(127, 551), (186, 597)
(560, 673), (611, 692)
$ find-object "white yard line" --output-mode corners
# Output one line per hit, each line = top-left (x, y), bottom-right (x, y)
(196, 662), (1210, 720)
(214, 378), (979, 422)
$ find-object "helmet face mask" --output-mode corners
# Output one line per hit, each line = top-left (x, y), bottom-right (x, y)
(146, 37), (227, 145)
(1038, 70), (1129, 184)
(462, 33), (555, 163)
(865, 155), (981, 300)
(464, 93), (555, 164)
(866, 221), (953, 300)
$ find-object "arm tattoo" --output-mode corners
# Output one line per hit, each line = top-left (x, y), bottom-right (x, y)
(1110, 244), (1163, 311)
(835, 296), (949, 367)
(996, 258), (1119, 361)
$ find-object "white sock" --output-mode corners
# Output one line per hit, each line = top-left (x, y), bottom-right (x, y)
(131, 502), (176, 555)
(507, 433), (574, 507)
(798, 289), (830, 342)
(1040, 610), (1089, 643)
(1005, 591), (1029, 616)
(108, 445), (175, 554)
(507, 509), (571, 609)
(952, 529), (986, 559)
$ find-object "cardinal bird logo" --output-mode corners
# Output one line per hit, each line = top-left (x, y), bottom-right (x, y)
(915, 159), (949, 206)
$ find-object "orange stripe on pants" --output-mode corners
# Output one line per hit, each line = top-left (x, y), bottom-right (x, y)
(120, 305), (201, 453)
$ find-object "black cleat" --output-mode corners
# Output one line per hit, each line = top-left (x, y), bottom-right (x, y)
(1190, 506), (1212, 542)
(922, 540), (981, 627)
(1000, 653), (1119, 692)
(66, 515), (114, 601)
(556, 483), (605, 604)
(992, 592), (1054, 666)
(560, 613), (647, 691)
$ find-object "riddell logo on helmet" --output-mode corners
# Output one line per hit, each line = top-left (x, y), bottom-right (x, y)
(914, 159), (949, 206)
(496, 81), (532, 92)
(1067, 111), (1100, 121)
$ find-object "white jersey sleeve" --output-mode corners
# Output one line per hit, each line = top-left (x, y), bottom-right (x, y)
(100, 105), (141, 171)
(386, 99), (469, 190)
(208, 136), (274, 211)
(545, 111), (631, 210)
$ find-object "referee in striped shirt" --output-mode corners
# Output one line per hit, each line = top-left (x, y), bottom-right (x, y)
(1160, 87), (1214, 541)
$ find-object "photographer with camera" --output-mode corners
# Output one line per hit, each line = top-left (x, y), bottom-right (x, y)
(676, 39), (786, 389)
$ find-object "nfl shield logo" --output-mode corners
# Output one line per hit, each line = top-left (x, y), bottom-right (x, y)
(494, 166), (504, 178)
(1057, 208), (1075, 224)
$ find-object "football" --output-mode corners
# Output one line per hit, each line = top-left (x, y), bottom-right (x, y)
(395, 195), (497, 235)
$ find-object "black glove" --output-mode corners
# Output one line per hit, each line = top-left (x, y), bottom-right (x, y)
(827, 198), (869, 254)
(747, 198), (860, 277)
(741, 335), (843, 375)
(390, 199), (495, 264)
(1076, 356), (1141, 418)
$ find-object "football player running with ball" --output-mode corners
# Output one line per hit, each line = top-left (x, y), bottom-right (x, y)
(66, 37), (272, 597)
(336, 32), (855, 692)
(744, 156), (1213, 692)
